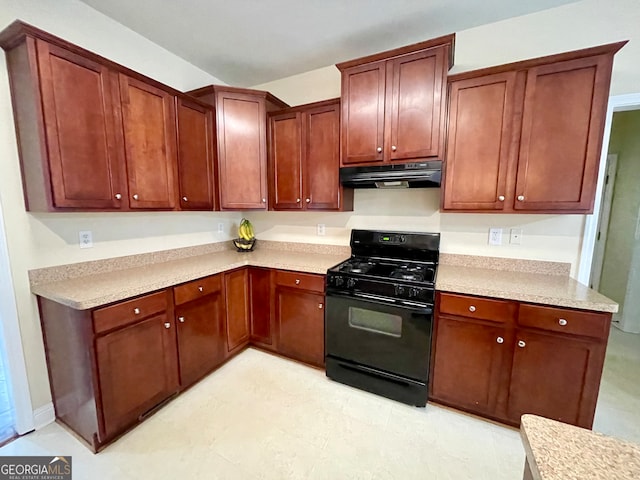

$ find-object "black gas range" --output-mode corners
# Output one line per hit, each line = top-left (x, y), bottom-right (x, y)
(325, 229), (440, 407)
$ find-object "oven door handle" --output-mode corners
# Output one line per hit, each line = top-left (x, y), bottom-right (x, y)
(327, 291), (433, 314)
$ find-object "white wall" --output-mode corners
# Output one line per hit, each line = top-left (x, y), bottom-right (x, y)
(251, 0), (640, 276)
(0, 0), (239, 411)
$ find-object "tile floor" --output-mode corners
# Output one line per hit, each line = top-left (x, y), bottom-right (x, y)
(0, 327), (638, 479)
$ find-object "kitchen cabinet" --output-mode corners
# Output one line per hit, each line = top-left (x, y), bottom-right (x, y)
(430, 293), (611, 429)
(443, 41), (626, 214)
(274, 270), (325, 367)
(176, 95), (217, 210)
(249, 267), (273, 347)
(187, 85), (288, 210)
(224, 268), (251, 353)
(268, 99), (353, 211)
(119, 74), (178, 209)
(174, 275), (226, 387)
(337, 35), (454, 167)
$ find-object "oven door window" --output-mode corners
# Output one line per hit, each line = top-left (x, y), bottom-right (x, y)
(348, 307), (402, 338)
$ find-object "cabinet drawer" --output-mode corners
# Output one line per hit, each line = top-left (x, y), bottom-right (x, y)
(439, 293), (516, 324)
(93, 291), (168, 334)
(174, 275), (222, 305)
(275, 270), (325, 293)
(518, 304), (610, 339)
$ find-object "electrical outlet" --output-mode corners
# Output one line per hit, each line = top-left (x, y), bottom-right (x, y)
(317, 224), (326, 236)
(510, 228), (523, 245)
(79, 230), (93, 249)
(217, 222), (224, 234)
(488, 228), (502, 246)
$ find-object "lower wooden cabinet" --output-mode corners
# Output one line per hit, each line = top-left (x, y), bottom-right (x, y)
(249, 267), (273, 346)
(224, 268), (250, 353)
(430, 292), (612, 429)
(274, 271), (325, 367)
(96, 312), (179, 438)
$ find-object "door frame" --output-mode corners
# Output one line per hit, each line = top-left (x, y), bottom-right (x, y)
(0, 203), (34, 435)
(578, 93), (640, 284)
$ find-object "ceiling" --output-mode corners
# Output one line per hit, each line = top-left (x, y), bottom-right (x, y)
(79, 0), (579, 86)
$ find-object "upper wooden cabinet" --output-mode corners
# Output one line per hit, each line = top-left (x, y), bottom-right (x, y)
(187, 85), (288, 210)
(442, 42), (626, 214)
(337, 35), (454, 167)
(176, 96), (217, 210)
(268, 99), (353, 211)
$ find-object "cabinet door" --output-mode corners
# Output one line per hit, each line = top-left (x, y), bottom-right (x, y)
(514, 55), (613, 212)
(507, 330), (605, 428)
(269, 112), (303, 210)
(224, 268), (250, 353)
(276, 288), (324, 367)
(387, 48), (446, 162)
(36, 40), (125, 209)
(249, 268), (273, 345)
(303, 102), (341, 210)
(216, 91), (267, 209)
(119, 74), (178, 209)
(96, 313), (178, 438)
(431, 316), (510, 416)
(442, 72), (517, 211)
(175, 293), (225, 387)
(176, 96), (216, 210)
(340, 61), (386, 165)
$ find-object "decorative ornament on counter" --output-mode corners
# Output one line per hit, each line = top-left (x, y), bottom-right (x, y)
(233, 218), (256, 252)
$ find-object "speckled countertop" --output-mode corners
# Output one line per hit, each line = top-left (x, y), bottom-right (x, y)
(30, 242), (618, 313)
(520, 414), (640, 480)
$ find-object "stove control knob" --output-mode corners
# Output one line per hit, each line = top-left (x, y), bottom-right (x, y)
(335, 276), (344, 287)
(399, 235), (406, 243)
(409, 288), (420, 298)
(395, 285), (406, 296)
(346, 278), (357, 288)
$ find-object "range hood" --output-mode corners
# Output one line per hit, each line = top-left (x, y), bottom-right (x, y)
(339, 161), (442, 189)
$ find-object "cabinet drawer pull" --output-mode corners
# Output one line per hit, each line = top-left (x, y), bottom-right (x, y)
(391, 145), (397, 152)
(198, 286), (204, 292)
(318, 303), (323, 309)
(498, 195), (505, 201)
(164, 322), (171, 329)
(558, 318), (567, 326)
(496, 336), (504, 344)
(518, 340), (526, 348)
(182, 196), (188, 202)
(468, 305), (476, 312)
(178, 316), (185, 323)
(517, 195), (525, 202)
(115, 193), (122, 200)
(377, 146), (382, 153)
(132, 194), (139, 200)
(295, 279), (301, 285)
(133, 308), (140, 315)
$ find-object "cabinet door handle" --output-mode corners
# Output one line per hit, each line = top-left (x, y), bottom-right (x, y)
(517, 195), (525, 202)
(198, 286), (204, 292)
(305, 198), (310, 203)
(178, 316), (185, 323)
(132, 194), (139, 200)
(496, 337), (504, 344)
(295, 279), (300, 285)
(468, 305), (476, 312)
(318, 303), (323, 309)
(164, 322), (171, 329)
(133, 308), (140, 315)
(115, 193), (122, 200)
(391, 145), (397, 152)
(262, 198), (266, 203)
(377, 146), (383, 153)
(518, 340), (526, 348)
(296, 198), (301, 203)
(498, 195), (505, 202)
(558, 318), (567, 326)
(182, 196), (188, 202)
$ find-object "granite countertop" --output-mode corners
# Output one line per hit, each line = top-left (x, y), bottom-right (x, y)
(436, 264), (618, 313)
(31, 249), (349, 310)
(520, 414), (640, 480)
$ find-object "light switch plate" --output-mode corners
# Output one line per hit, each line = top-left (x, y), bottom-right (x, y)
(79, 230), (93, 249)
(317, 224), (326, 236)
(489, 228), (502, 246)
(217, 222), (224, 234)
(510, 228), (523, 245)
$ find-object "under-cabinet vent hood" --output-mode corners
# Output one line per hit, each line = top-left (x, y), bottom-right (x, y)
(339, 161), (442, 189)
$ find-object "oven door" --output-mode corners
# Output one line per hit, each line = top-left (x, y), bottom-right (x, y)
(325, 292), (433, 381)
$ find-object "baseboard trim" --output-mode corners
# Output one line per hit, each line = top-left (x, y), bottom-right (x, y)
(33, 403), (55, 430)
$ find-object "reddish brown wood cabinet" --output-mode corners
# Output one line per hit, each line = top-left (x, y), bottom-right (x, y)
(176, 96), (217, 210)
(274, 270), (325, 367)
(249, 267), (273, 347)
(268, 99), (353, 211)
(430, 292), (612, 429)
(174, 275), (226, 388)
(187, 86), (288, 210)
(443, 42), (626, 214)
(224, 268), (251, 353)
(337, 35), (454, 167)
